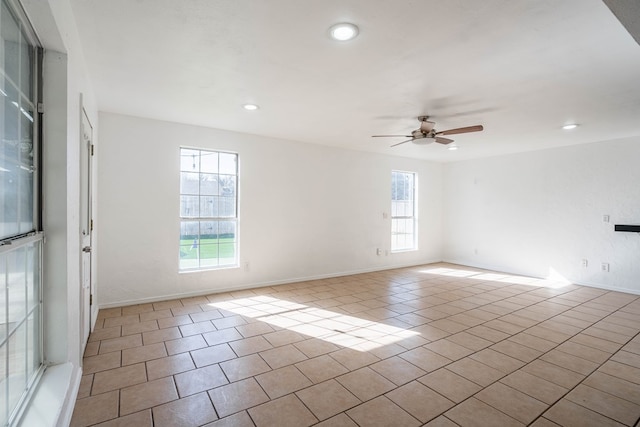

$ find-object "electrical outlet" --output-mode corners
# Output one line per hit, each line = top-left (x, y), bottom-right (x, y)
(382, 212), (388, 219)
(601, 262), (610, 272)
(582, 259), (588, 267)
(376, 248), (382, 256)
(603, 215), (610, 223)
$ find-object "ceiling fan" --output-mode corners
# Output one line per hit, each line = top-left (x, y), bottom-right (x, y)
(372, 116), (484, 147)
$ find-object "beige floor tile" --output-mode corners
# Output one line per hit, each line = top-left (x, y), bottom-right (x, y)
(179, 320), (216, 336)
(399, 347), (452, 373)
(508, 332), (557, 352)
(121, 342), (167, 365)
(423, 415), (460, 427)
(209, 377), (269, 417)
(121, 320), (159, 336)
(446, 331), (493, 351)
(293, 338), (339, 358)
(611, 349), (640, 368)
(88, 327), (122, 343)
(190, 343), (237, 368)
(120, 376), (178, 415)
(419, 368), (482, 403)
(262, 329), (306, 347)
(369, 355), (426, 386)
(141, 326), (181, 345)
(190, 309), (225, 323)
(346, 396), (420, 427)
(139, 309), (173, 322)
(78, 375), (93, 399)
(425, 338), (475, 360)
(220, 353), (271, 382)
(147, 352), (196, 381)
(165, 334), (208, 355)
(583, 371), (640, 405)
(336, 367), (395, 401)
(570, 333), (623, 353)
(255, 365), (312, 399)
(121, 304), (154, 316)
(387, 380), (454, 423)
(314, 413), (359, 427)
(70, 390), (119, 427)
(158, 314), (193, 329)
(99, 334), (143, 354)
(152, 392), (218, 427)
(259, 344), (308, 369)
(466, 325), (511, 342)
(171, 304), (203, 317)
(491, 339), (543, 362)
(202, 411), (254, 427)
(447, 357), (504, 387)
(236, 321), (276, 338)
(295, 354), (349, 383)
(500, 370), (568, 404)
(476, 381), (547, 424)
(174, 363), (229, 397)
(543, 398), (625, 427)
(566, 384), (640, 425)
(229, 336), (273, 357)
(529, 418), (563, 427)
(103, 314), (141, 328)
(94, 409), (152, 427)
(598, 360), (640, 384)
(92, 363), (147, 395)
(212, 315), (248, 330)
(296, 379), (360, 420)
(522, 360), (585, 389)
(84, 341), (100, 358)
(470, 348), (525, 373)
(202, 328), (244, 346)
(83, 351), (122, 375)
(540, 349), (599, 375)
(248, 393), (317, 427)
(445, 397), (524, 427)
(329, 347), (379, 371)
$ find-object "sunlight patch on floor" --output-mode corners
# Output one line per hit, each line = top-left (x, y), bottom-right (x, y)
(207, 296), (419, 351)
(419, 266), (571, 289)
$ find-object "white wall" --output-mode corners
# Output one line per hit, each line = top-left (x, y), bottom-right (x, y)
(97, 113), (443, 306)
(443, 136), (640, 293)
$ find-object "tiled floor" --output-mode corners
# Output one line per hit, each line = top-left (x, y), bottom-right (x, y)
(71, 263), (640, 426)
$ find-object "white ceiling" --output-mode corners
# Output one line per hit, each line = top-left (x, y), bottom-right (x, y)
(69, 0), (640, 162)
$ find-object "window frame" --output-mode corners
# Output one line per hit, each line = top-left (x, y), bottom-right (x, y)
(178, 147), (239, 271)
(391, 170), (418, 252)
(0, 0), (45, 424)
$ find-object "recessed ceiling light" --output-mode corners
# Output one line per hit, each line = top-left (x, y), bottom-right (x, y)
(329, 23), (359, 41)
(448, 145), (459, 151)
(243, 104), (259, 111)
(562, 124), (578, 130)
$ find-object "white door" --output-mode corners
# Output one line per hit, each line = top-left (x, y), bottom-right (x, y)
(80, 107), (94, 351)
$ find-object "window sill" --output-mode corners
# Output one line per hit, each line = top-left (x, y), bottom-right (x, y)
(18, 363), (78, 427)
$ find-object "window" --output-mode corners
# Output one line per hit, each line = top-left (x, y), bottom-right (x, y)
(391, 171), (417, 251)
(0, 0), (44, 424)
(179, 148), (238, 270)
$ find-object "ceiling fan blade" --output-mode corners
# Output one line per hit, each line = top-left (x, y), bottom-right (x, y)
(435, 137), (454, 145)
(390, 139), (413, 147)
(419, 120), (435, 133)
(372, 135), (413, 138)
(436, 125), (484, 136)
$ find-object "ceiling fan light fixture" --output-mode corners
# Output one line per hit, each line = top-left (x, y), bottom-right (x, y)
(448, 145), (459, 151)
(329, 23), (359, 41)
(562, 123), (578, 130)
(243, 104), (259, 111)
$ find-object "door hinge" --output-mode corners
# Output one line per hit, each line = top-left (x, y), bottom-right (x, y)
(90, 219), (93, 231)
(37, 103), (44, 113)
(90, 294), (93, 305)
(91, 144), (94, 156)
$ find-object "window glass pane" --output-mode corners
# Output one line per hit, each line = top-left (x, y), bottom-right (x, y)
(7, 247), (26, 334)
(391, 171), (416, 251)
(26, 311), (39, 381)
(7, 321), (26, 416)
(180, 172), (199, 195)
(199, 243), (219, 268)
(0, 256), (6, 344)
(200, 151), (218, 174)
(218, 220), (236, 242)
(200, 173), (218, 196)
(218, 196), (236, 218)
(219, 152), (237, 175)
(219, 242), (236, 266)
(26, 243), (37, 312)
(180, 149), (200, 172)
(0, 343), (6, 424)
(200, 196), (217, 217)
(180, 195), (199, 217)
